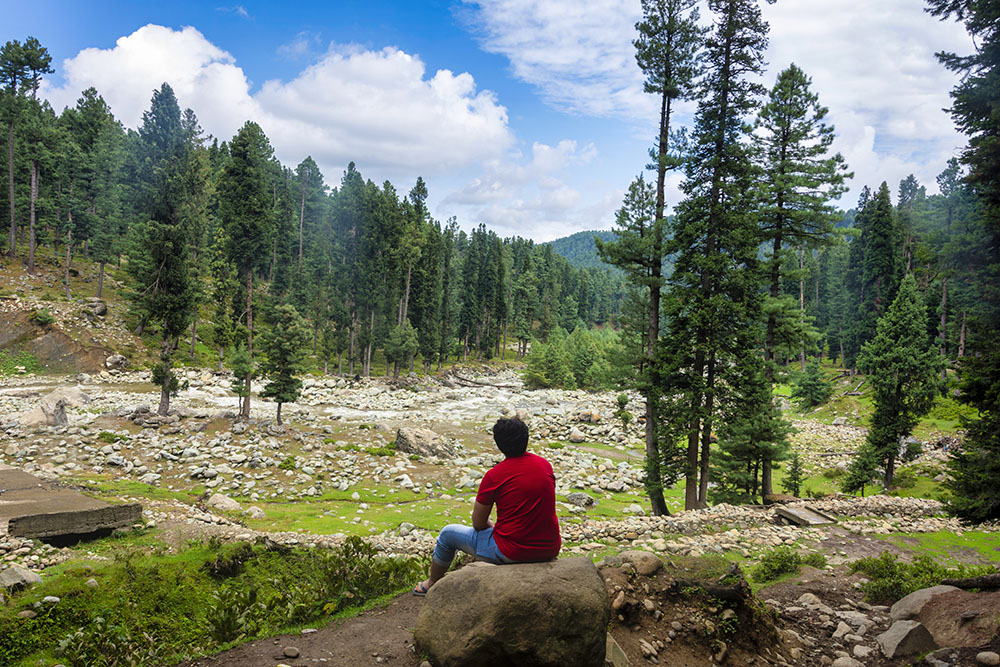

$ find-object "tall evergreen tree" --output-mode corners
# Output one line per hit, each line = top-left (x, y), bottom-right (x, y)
(597, 0), (702, 516)
(217, 121), (274, 419)
(754, 62), (849, 494)
(259, 303), (311, 425)
(659, 0), (772, 511)
(928, 0), (1000, 522)
(856, 274), (940, 488)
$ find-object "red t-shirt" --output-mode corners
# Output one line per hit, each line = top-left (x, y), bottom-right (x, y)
(475, 452), (561, 562)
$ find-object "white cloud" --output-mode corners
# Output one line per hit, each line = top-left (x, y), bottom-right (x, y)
(441, 139), (616, 241)
(41, 24), (512, 186)
(464, 0), (975, 204)
(277, 31), (322, 61)
(462, 0), (650, 119)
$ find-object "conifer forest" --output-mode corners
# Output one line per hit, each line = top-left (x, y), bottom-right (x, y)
(1, 1), (1000, 663)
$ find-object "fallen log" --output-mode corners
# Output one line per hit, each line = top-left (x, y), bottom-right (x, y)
(940, 572), (1000, 590)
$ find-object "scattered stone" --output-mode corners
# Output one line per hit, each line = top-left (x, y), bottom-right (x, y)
(569, 427), (587, 443)
(246, 506), (266, 519)
(105, 353), (128, 370)
(282, 646), (300, 658)
(831, 658), (863, 667)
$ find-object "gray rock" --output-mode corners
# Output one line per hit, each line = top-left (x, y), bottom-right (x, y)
(569, 427), (587, 443)
(977, 651), (1000, 666)
(415, 558), (609, 667)
(395, 427), (455, 458)
(890, 585), (960, 621)
(832, 416), (849, 426)
(830, 658), (863, 667)
(82, 298), (108, 317)
(105, 353), (128, 370)
(877, 620), (937, 658)
(246, 506), (266, 519)
(206, 494), (243, 512)
(566, 492), (595, 508)
(618, 550), (662, 576)
(283, 646), (300, 658)
(0, 565), (42, 592)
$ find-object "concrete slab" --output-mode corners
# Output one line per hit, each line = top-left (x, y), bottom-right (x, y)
(0, 466), (141, 540)
(775, 505), (838, 526)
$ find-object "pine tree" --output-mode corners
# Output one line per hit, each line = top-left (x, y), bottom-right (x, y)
(791, 361), (833, 408)
(217, 121), (274, 419)
(594, 0), (702, 517)
(856, 274), (940, 488)
(781, 453), (804, 497)
(659, 0), (772, 511)
(259, 304), (311, 425)
(928, 0), (1000, 523)
(757, 63), (849, 382)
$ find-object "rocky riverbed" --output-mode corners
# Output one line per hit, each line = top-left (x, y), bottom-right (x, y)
(1, 368), (995, 584)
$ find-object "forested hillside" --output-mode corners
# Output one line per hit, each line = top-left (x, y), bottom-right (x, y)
(546, 230), (615, 269)
(0, 44), (627, 415)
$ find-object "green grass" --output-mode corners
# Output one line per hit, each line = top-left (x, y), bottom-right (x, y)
(875, 530), (1000, 566)
(71, 477), (205, 505)
(0, 532), (424, 667)
(0, 348), (43, 376)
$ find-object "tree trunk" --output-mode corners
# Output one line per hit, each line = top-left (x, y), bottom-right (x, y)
(190, 319), (198, 359)
(64, 224), (72, 301)
(799, 247), (807, 371)
(958, 311), (966, 358)
(97, 261), (106, 298)
(337, 350), (343, 375)
(157, 345), (172, 416)
(28, 162), (37, 274)
(242, 269), (253, 420)
(276, 402), (283, 426)
(218, 345), (224, 372)
(299, 186), (305, 266)
(939, 277), (948, 381)
(7, 119), (15, 257)
(698, 352), (716, 508)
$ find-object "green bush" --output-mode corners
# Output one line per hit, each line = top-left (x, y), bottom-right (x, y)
(278, 456), (297, 470)
(29, 308), (56, 326)
(751, 546), (827, 583)
(98, 432), (127, 444)
(0, 349), (43, 376)
(849, 551), (993, 604)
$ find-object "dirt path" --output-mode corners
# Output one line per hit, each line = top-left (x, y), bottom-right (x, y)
(180, 593), (425, 667)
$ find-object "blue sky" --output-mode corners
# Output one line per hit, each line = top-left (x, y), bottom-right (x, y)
(5, 1), (975, 241)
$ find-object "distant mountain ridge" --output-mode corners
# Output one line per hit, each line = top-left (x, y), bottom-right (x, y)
(546, 230), (616, 270)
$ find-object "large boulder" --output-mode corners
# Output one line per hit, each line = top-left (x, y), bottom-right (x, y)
(395, 427), (455, 458)
(415, 558), (609, 667)
(17, 385), (91, 427)
(80, 298), (107, 317)
(0, 565), (42, 592)
(917, 589), (1000, 648)
(890, 585), (960, 621)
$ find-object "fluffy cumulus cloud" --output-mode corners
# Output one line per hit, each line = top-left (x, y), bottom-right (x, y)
(441, 139), (614, 241)
(464, 0), (975, 205)
(463, 0), (650, 119)
(41, 24), (512, 184)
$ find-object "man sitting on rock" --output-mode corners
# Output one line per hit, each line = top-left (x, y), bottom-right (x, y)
(413, 417), (561, 595)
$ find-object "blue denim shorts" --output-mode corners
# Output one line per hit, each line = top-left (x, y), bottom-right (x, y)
(431, 524), (516, 567)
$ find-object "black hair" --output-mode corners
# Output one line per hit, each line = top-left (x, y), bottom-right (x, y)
(493, 417), (529, 457)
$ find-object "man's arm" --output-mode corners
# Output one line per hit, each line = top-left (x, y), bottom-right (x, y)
(472, 500), (493, 530)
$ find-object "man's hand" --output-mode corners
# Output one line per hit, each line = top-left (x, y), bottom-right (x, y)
(472, 500), (493, 530)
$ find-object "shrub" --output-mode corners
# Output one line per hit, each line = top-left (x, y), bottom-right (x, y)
(751, 546), (827, 583)
(29, 308), (56, 326)
(278, 456), (297, 470)
(780, 453), (805, 496)
(98, 432), (127, 444)
(849, 551), (993, 604)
